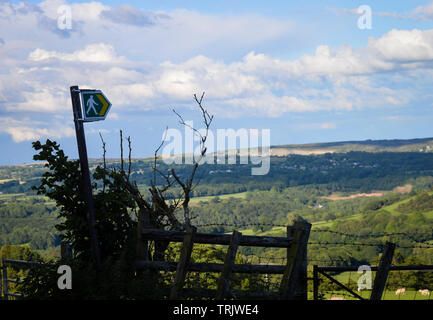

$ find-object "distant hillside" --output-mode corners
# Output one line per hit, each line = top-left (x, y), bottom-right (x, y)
(271, 137), (433, 156)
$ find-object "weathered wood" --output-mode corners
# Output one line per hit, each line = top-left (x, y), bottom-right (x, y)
(61, 242), (72, 260)
(318, 270), (365, 300)
(135, 260), (286, 274)
(182, 288), (279, 299)
(141, 228), (293, 247)
(370, 242), (395, 300)
(313, 265), (319, 300)
(295, 221), (311, 300)
(148, 287), (279, 299)
(279, 226), (301, 298)
(317, 264), (433, 272)
(216, 230), (242, 300)
(136, 210), (148, 260)
(169, 230), (195, 299)
(2, 259), (48, 268)
(2, 259), (8, 300)
(0, 266), (3, 300)
(279, 220), (311, 300)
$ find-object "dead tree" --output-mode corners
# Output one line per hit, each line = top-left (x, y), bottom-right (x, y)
(102, 92), (213, 262)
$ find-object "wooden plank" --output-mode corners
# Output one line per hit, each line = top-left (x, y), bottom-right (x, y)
(216, 230), (242, 300)
(141, 228), (293, 247)
(61, 242), (72, 260)
(296, 221), (311, 300)
(317, 264), (433, 272)
(313, 265), (319, 300)
(169, 230), (195, 299)
(149, 287), (279, 299)
(182, 288), (279, 299)
(5, 279), (24, 285)
(318, 270), (365, 300)
(2, 259), (8, 300)
(0, 266), (3, 300)
(279, 226), (301, 298)
(135, 210), (148, 260)
(318, 266), (376, 272)
(389, 265), (433, 271)
(135, 260), (286, 274)
(279, 220), (311, 300)
(2, 259), (49, 269)
(370, 242), (395, 300)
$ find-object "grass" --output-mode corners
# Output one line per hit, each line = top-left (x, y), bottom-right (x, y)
(378, 191), (433, 219)
(307, 290), (432, 300)
(231, 212), (365, 237)
(237, 226), (286, 237)
(189, 191), (248, 205)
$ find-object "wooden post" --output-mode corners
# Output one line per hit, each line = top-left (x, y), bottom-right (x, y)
(216, 230), (242, 300)
(169, 229), (195, 299)
(2, 259), (8, 300)
(70, 85), (101, 271)
(370, 242), (395, 300)
(313, 265), (319, 300)
(0, 266), (3, 300)
(279, 219), (311, 300)
(61, 242), (73, 260)
(136, 209), (148, 260)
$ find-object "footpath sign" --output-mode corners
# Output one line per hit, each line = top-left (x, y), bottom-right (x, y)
(70, 86), (112, 271)
(80, 90), (111, 121)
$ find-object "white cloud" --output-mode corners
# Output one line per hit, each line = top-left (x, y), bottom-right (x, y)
(367, 29), (433, 62)
(409, 2), (433, 20)
(2, 1), (433, 143)
(344, 2), (433, 21)
(320, 122), (336, 129)
(0, 117), (75, 142)
(100, 4), (169, 26)
(28, 43), (124, 63)
(295, 122), (337, 131)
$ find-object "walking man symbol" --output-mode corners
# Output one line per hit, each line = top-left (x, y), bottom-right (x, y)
(86, 95), (98, 115)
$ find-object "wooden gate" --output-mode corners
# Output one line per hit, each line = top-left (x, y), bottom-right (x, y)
(135, 220), (311, 300)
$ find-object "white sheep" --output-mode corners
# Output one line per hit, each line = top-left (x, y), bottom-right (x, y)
(395, 288), (406, 295)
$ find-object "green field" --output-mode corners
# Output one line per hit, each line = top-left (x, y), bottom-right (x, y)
(307, 290), (432, 300)
(378, 191), (433, 219)
(189, 191), (249, 205)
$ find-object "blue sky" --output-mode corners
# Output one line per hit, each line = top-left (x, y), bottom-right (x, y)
(1, 1), (433, 165)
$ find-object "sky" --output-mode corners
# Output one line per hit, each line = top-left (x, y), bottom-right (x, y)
(2, 1), (433, 165)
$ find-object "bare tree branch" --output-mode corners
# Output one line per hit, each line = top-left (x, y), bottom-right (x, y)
(170, 92), (213, 230)
(99, 131), (107, 194)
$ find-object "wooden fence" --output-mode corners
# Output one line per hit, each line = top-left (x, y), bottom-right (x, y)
(135, 220), (312, 300)
(312, 242), (433, 300)
(1, 258), (37, 300)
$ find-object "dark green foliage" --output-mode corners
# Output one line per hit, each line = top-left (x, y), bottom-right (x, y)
(397, 191), (433, 213)
(18, 140), (149, 299)
(32, 139), (136, 262)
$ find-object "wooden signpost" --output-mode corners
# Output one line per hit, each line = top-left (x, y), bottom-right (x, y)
(70, 85), (112, 271)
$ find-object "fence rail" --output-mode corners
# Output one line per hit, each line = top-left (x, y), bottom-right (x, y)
(137, 220), (312, 300)
(1, 259), (32, 300)
(313, 254), (433, 301)
(141, 228), (294, 248)
(1, 224), (432, 300)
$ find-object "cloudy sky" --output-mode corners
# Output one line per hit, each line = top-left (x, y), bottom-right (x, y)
(1, 1), (433, 164)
